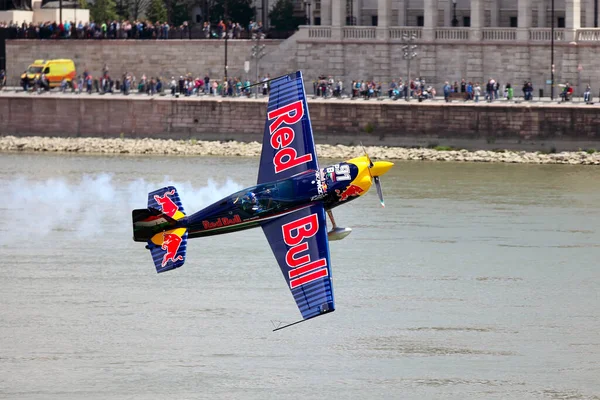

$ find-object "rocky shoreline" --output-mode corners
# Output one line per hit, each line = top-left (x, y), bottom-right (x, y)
(1, 136), (599, 165)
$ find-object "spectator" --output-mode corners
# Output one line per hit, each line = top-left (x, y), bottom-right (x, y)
(443, 81), (451, 102)
(584, 84), (592, 103)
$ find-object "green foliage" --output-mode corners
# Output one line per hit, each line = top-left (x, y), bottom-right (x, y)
(147, 0), (168, 22)
(77, 0), (89, 10)
(114, 0), (130, 19)
(364, 122), (375, 134)
(170, 0), (191, 26)
(586, 148), (597, 154)
(268, 0), (303, 31)
(433, 145), (454, 151)
(91, 0), (118, 22)
(209, 0), (254, 27)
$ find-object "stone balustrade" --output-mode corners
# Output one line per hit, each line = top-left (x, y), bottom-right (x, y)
(343, 26), (377, 39)
(435, 28), (470, 40)
(529, 28), (565, 41)
(389, 28), (423, 40)
(298, 26), (600, 43)
(576, 29), (600, 41)
(481, 28), (517, 41)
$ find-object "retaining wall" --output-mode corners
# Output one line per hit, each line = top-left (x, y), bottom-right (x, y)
(1, 94), (599, 151)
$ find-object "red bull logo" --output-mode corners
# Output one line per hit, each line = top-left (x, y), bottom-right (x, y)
(161, 232), (184, 267)
(281, 213), (328, 289)
(154, 189), (179, 217)
(267, 100), (313, 174)
(336, 184), (364, 201)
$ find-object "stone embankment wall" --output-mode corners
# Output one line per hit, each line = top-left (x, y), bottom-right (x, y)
(1, 95), (599, 151)
(6, 38), (598, 94)
(5, 39), (289, 86)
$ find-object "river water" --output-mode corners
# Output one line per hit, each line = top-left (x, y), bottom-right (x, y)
(1, 153), (599, 400)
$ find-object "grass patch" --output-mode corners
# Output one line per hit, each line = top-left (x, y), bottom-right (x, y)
(433, 145), (455, 151)
(364, 122), (375, 134)
(586, 148), (597, 154)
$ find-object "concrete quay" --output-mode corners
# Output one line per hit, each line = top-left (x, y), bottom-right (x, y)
(1, 90), (599, 152)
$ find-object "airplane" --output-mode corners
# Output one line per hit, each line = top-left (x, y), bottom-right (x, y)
(131, 71), (394, 331)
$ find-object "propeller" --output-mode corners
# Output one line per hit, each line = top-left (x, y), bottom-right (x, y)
(362, 145), (386, 208)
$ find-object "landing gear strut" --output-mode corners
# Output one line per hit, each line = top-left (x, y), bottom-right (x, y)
(327, 210), (352, 241)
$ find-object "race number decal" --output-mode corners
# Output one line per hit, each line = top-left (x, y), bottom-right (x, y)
(326, 164), (351, 181)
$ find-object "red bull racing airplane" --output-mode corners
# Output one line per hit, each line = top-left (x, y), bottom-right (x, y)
(132, 71), (393, 330)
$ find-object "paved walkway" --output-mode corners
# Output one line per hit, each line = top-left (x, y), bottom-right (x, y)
(0, 86), (596, 107)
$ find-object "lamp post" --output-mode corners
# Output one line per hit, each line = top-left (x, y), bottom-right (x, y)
(305, 1), (312, 25)
(550, 0), (554, 100)
(402, 33), (418, 102)
(451, 0), (458, 26)
(251, 32), (266, 98)
(224, 7), (229, 85)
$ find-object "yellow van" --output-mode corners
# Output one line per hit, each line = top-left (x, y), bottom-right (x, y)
(21, 59), (76, 88)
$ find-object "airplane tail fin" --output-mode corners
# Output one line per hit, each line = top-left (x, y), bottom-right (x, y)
(132, 186), (188, 273)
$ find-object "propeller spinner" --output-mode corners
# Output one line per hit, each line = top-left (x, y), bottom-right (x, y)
(362, 148), (394, 207)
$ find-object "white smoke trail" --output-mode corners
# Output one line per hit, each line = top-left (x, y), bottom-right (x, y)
(0, 174), (243, 245)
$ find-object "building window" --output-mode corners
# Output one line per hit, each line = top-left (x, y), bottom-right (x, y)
(417, 16), (424, 26)
(372, 15), (378, 26)
(557, 17), (565, 27)
(510, 16), (517, 27)
(314, 17), (321, 25)
(463, 16), (470, 26)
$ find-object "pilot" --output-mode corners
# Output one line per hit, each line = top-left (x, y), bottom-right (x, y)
(243, 192), (261, 212)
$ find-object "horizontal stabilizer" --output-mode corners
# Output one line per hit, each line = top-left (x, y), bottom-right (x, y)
(132, 208), (178, 242)
(133, 186), (189, 273)
(146, 229), (188, 273)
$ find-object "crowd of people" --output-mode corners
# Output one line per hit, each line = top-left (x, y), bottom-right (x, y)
(9, 61), (592, 104)
(17, 63), (274, 98)
(313, 76), (436, 101)
(0, 19), (266, 40)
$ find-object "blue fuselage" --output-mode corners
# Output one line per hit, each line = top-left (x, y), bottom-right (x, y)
(177, 162), (360, 239)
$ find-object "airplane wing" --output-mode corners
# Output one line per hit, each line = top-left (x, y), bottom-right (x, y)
(257, 71), (319, 185)
(261, 203), (335, 328)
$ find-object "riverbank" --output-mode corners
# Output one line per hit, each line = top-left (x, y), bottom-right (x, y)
(2, 136), (599, 165)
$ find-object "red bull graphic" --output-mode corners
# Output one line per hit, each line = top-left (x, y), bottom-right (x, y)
(281, 213), (328, 289)
(161, 232), (184, 267)
(202, 215), (242, 230)
(154, 190), (179, 217)
(335, 184), (364, 202)
(267, 100), (313, 175)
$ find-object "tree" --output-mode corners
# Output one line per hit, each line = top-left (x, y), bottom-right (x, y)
(268, 0), (303, 31)
(146, 0), (167, 22)
(115, 0), (130, 19)
(209, 0), (254, 27)
(91, 0), (118, 22)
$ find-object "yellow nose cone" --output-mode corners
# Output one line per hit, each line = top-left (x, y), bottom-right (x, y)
(370, 161), (394, 177)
